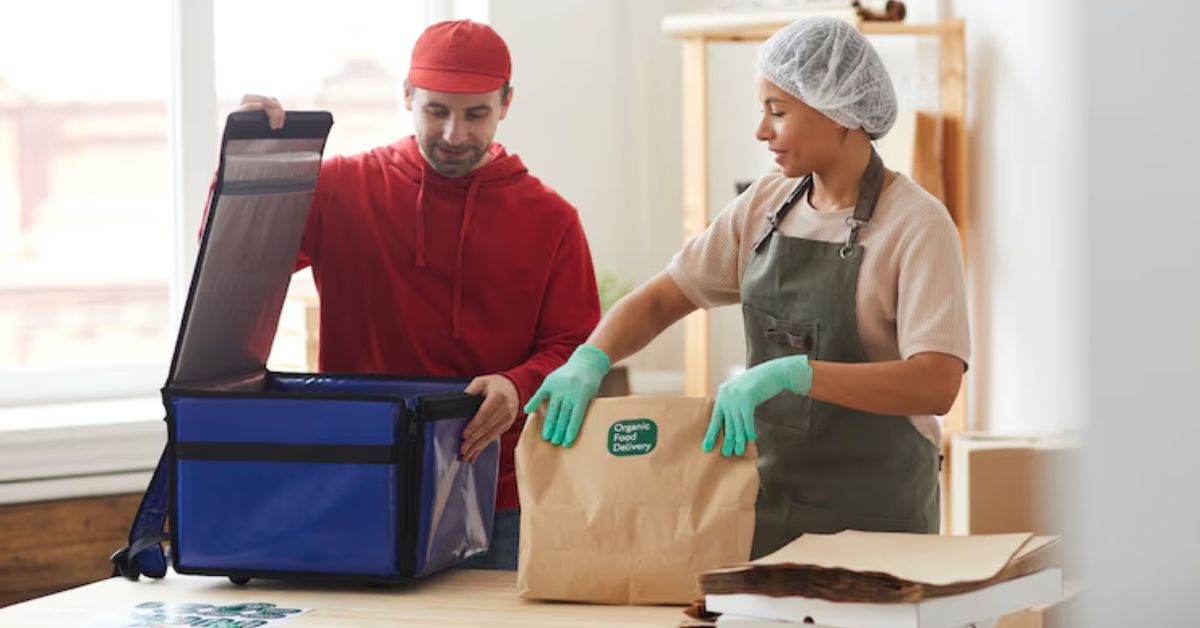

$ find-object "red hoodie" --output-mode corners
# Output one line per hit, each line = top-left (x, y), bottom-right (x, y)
(297, 136), (599, 512)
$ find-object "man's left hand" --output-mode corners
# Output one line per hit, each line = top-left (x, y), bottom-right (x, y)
(461, 374), (520, 463)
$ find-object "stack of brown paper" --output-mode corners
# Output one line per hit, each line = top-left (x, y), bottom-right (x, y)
(700, 531), (1059, 603)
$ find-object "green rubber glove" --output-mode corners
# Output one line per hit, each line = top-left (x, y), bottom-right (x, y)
(703, 355), (813, 456)
(524, 344), (612, 448)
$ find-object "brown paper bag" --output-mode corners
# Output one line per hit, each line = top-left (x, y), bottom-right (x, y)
(516, 396), (758, 605)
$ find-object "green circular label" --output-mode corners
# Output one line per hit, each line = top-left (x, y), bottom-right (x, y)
(608, 418), (658, 456)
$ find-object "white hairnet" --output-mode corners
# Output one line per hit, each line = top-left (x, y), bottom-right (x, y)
(757, 17), (897, 139)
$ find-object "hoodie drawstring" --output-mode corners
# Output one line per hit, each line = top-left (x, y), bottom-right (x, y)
(414, 167), (428, 268)
(385, 138), (516, 341)
(453, 177), (481, 339)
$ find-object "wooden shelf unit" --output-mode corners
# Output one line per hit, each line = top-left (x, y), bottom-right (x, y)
(664, 13), (969, 441)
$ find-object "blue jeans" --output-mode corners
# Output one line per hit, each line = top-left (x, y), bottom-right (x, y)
(459, 509), (520, 571)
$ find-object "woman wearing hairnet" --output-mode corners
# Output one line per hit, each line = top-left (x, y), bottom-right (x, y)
(527, 17), (969, 557)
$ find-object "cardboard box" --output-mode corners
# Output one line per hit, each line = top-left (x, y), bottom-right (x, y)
(996, 580), (1081, 628)
(948, 434), (1082, 536)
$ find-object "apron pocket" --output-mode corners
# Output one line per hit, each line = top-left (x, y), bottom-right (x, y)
(757, 392), (813, 433)
(760, 319), (819, 359)
(742, 304), (819, 433)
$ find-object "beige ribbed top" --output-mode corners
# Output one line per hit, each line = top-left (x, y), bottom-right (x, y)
(667, 172), (970, 443)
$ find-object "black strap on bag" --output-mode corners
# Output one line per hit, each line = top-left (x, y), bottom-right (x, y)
(111, 447), (170, 580)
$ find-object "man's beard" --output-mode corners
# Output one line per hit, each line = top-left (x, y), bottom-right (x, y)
(422, 138), (487, 177)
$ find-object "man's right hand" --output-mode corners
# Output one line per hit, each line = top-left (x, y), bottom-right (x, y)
(238, 94), (286, 130)
(523, 344), (612, 448)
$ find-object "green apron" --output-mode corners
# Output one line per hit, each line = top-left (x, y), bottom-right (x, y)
(741, 151), (940, 558)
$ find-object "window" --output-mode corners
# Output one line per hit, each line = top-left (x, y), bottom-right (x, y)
(0, 1), (173, 405)
(213, 0), (429, 157)
(1, 0), (480, 406)
(2, 0), (473, 501)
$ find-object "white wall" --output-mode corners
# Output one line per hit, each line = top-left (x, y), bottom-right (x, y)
(490, 0), (697, 379)
(1081, 1), (1200, 623)
(627, 0), (1093, 434)
(491, 0), (752, 379)
(952, 0), (1086, 435)
(491, 0), (953, 386)
(492, 0), (1090, 441)
(489, 0), (628, 280)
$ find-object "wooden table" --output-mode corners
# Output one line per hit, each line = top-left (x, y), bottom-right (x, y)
(0, 570), (686, 627)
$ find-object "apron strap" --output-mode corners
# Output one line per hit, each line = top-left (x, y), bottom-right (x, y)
(752, 149), (887, 258)
(840, 150), (886, 259)
(752, 176), (812, 253)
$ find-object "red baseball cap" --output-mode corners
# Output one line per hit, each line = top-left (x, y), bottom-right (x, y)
(407, 20), (512, 94)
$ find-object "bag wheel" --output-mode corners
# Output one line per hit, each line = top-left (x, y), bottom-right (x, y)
(229, 576), (250, 586)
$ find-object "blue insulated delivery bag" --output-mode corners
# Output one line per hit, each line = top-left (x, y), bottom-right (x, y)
(111, 111), (499, 584)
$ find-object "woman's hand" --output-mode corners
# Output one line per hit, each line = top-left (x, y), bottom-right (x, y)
(703, 355), (812, 456)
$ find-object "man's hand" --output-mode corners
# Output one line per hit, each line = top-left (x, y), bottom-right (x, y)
(238, 94), (286, 130)
(460, 374), (520, 463)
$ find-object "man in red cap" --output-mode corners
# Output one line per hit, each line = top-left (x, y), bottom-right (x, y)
(237, 20), (600, 570)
